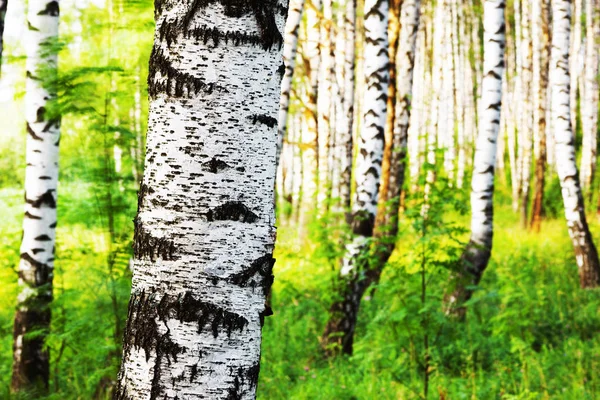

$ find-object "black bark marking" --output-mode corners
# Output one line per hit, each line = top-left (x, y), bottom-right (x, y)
(34, 235), (52, 242)
(24, 211), (42, 220)
(202, 157), (230, 173)
(25, 190), (56, 209)
(206, 202), (258, 223)
(249, 114), (277, 128)
(165, 0), (283, 50)
(148, 46), (228, 99)
(36, 107), (46, 123)
(19, 253), (51, 286)
(351, 210), (375, 237)
(37, 1), (59, 16)
(133, 224), (177, 262)
(227, 254), (275, 295)
(27, 123), (43, 141)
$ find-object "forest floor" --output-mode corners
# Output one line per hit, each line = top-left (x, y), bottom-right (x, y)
(1, 184), (600, 399)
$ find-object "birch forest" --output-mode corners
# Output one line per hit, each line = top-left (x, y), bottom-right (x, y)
(2, 0), (600, 398)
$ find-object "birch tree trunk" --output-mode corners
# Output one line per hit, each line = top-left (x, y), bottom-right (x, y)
(550, 0), (600, 289)
(11, 0), (60, 392)
(530, 0), (550, 232)
(322, 0), (389, 356)
(372, 0), (421, 275)
(446, 0), (505, 317)
(569, 0), (583, 135)
(298, 0), (320, 229)
(114, 1), (286, 398)
(0, 0), (7, 74)
(519, 0), (533, 228)
(317, 0), (333, 211)
(339, 0), (356, 212)
(579, 0), (599, 191)
(277, 0), (304, 163)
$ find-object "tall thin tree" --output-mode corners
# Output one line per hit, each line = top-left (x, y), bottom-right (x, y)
(114, 1), (287, 398)
(12, 0), (60, 392)
(550, 0), (600, 288)
(446, 0), (506, 316)
(322, 0), (390, 356)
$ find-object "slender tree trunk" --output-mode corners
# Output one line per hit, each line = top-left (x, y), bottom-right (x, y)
(376, 0), (401, 230)
(322, 0), (389, 356)
(446, 0), (505, 317)
(113, 2), (287, 398)
(550, 0), (600, 289)
(12, 0), (60, 393)
(339, 0), (356, 213)
(317, 0), (333, 211)
(570, 0), (583, 135)
(0, 0), (7, 74)
(579, 0), (599, 192)
(519, 0), (533, 228)
(277, 0), (304, 164)
(299, 0), (320, 230)
(530, 0), (550, 232)
(374, 0), (421, 260)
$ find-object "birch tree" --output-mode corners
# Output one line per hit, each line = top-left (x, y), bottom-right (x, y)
(0, 0), (7, 73)
(446, 0), (505, 316)
(114, 1), (287, 398)
(322, 0), (389, 356)
(339, 0), (356, 211)
(11, 0), (60, 392)
(530, 0), (550, 232)
(278, 0), (304, 162)
(550, 0), (600, 289)
(579, 0), (598, 191)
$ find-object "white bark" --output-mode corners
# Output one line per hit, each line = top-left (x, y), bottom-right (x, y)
(570, 0), (583, 135)
(341, 0), (389, 271)
(114, 1), (286, 398)
(580, 0), (598, 190)
(277, 0), (304, 163)
(317, 0), (333, 209)
(465, 0), (506, 273)
(12, 0), (60, 390)
(339, 0), (355, 210)
(551, 0), (600, 288)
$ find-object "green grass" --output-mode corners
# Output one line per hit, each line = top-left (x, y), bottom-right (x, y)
(1, 183), (600, 399)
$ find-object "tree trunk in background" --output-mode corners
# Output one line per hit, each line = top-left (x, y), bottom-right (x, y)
(550, 0), (600, 289)
(530, 0), (550, 232)
(299, 0), (320, 229)
(569, 0), (582, 136)
(278, 0), (304, 164)
(579, 0), (598, 192)
(442, 0), (455, 183)
(376, 0), (401, 231)
(12, 0), (60, 393)
(322, 0), (389, 356)
(0, 0), (7, 74)
(519, 0), (533, 228)
(113, 1), (286, 398)
(446, 0), (505, 317)
(339, 0), (356, 213)
(372, 0), (421, 278)
(317, 0), (333, 211)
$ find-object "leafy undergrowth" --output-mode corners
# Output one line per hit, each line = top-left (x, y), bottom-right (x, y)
(259, 210), (600, 400)
(1, 184), (600, 399)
